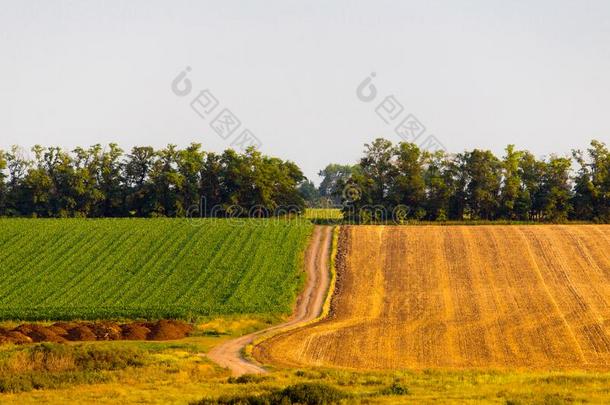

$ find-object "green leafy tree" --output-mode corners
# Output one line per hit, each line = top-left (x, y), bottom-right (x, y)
(318, 164), (358, 205)
(72, 145), (105, 217)
(5, 146), (32, 215)
(98, 143), (125, 217)
(540, 156), (573, 222)
(21, 146), (52, 217)
(588, 140), (610, 222)
(362, 139), (394, 203)
(499, 145), (523, 219)
(150, 144), (185, 217)
(423, 150), (454, 220)
(390, 142), (426, 217)
(125, 146), (156, 217)
(463, 149), (502, 220)
(269, 158), (306, 212)
(571, 148), (595, 220)
(446, 153), (468, 220)
(297, 179), (320, 207)
(176, 143), (205, 214)
(516, 152), (545, 220)
(200, 152), (223, 212)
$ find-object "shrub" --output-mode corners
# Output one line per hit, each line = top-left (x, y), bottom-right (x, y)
(228, 374), (269, 384)
(193, 383), (347, 405)
(279, 383), (346, 404)
(379, 381), (409, 396)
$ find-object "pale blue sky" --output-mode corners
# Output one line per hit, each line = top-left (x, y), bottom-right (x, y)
(1, 0), (609, 182)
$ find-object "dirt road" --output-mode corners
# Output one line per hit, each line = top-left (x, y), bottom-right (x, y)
(206, 225), (333, 376)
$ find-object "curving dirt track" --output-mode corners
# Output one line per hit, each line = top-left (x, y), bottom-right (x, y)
(206, 225), (332, 376)
(255, 225), (610, 371)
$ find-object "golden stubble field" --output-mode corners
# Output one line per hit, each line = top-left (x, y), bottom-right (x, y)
(254, 225), (610, 371)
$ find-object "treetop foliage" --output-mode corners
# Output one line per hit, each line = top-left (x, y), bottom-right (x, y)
(0, 144), (305, 218)
(314, 138), (609, 223)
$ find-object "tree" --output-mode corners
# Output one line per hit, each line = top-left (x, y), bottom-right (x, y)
(318, 164), (358, 205)
(588, 140), (610, 222)
(176, 143), (205, 215)
(447, 153), (468, 220)
(149, 144), (185, 217)
(22, 145), (53, 217)
(270, 158), (306, 212)
(98, 143), (125, 217)
(5, 146), (31, 215)
(72, 144), (105, 217)
(571, 148), (595, 221)
(42, 146), (80, 217)
(463, 149), (502, 220)
(423, 150), (453, 220)
(499, 145), (523, 219)
(540, 156), (573, 222)
(298, 180), (319, 207)
(517, 152), (545, 220)
(390, 142), (426, 217)
(200, 152), (223, 213)
(125, 146), (156, 216)
(359, 138), (394, 205)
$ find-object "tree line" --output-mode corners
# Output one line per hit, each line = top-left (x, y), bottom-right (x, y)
(306, 139), (609, 223)
(1, 140), (608, 222)
(0, 144), (305, 218)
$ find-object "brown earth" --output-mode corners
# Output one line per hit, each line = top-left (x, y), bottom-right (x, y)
(0, 320), (193, 344)
(255, 225), (610, 371)
(207, 225), (333, 376)
(120, 323), (151, 340)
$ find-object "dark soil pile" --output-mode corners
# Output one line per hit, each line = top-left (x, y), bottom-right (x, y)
(120, 323), (151, 340)
(89, 322), (123, 340)
(14, 324), (66, 343)
(65, 324), (97, 341)
(2, 331), (33, 344)
(147, 320), (194, 340)
(0, 320), (193, 345)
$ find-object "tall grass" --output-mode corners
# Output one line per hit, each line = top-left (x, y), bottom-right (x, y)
(0, 343), (147, 393)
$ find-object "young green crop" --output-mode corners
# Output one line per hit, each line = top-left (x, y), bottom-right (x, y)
(0, 219), (313, 321)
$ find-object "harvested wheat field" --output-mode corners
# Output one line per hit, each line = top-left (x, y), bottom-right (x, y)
(254, 225), (610, 371)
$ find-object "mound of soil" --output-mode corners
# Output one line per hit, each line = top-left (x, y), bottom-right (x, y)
(14, 324), (66, 343)
(147, 320), (193, 340)
(120, 323), (151, 340)
(47, 324), (70, 338)
(89, 322), (123, 340)
(51, 322), (80, 333)
(0, 320), (193, 345)
(66, 325), (97, 341)
(2, 331), (33, 344)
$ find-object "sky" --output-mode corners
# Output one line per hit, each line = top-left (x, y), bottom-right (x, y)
(1, 0), (609, 183)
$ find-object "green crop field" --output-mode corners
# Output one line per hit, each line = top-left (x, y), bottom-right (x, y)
(0, 219), (313, 321)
